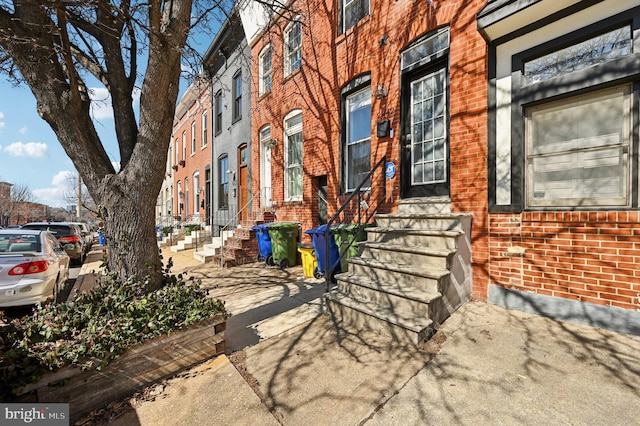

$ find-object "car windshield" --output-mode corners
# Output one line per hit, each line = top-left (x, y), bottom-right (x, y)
(22, 224), (72, 237)
(0, 233), (42, 253)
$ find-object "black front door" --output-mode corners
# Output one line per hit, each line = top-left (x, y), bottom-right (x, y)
(400, 61), (450, 198)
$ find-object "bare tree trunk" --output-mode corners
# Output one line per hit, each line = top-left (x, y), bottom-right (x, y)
(96, 173), (163, 291)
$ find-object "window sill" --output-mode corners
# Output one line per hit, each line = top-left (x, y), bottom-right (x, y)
(231, 116), (242, 125)
(283, 67), (302, 83)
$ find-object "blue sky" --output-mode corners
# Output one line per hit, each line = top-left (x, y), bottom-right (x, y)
(0, 80), (123, 207)
(0, 28), (216, 208)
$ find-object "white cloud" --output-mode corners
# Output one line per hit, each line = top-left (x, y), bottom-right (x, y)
(89, 87), (141, 121)
(19, 125), (27, 134)
(112, 161), (121, 173)
(89, 87), (113, 120)
(0, 111), (5, 129)
(33, 170), (75, 208)
(3, 141), (48, 158)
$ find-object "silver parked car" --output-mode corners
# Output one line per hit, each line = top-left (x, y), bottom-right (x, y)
(0, 229), (70, 307)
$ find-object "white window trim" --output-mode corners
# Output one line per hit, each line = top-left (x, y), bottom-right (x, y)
(202, 112), (208, 148)
(193, 172), (200, 214)
(284, 18), (302, 77)
(259, 44), (272, 95)
(181, 132), (186, 162)
(345, 86), (372, 192)
(284, 110), (303, 201)
(191, 121), (196, 155)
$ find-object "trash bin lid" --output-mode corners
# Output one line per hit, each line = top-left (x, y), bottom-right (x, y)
(252, 223), (272, 231)
(267, 221), (299, 229)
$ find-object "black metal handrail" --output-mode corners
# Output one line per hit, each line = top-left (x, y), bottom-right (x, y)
(324, 156), (387, 290)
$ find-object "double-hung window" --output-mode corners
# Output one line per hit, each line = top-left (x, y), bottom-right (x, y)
(233, 72), (242, 122)
(202, 112), (208, 148)
(191, 121), (196, 154)
(345, 87), (372, 191)
(341, 0), (369, 34)
(181, 132), (186, 162)
(218, 155), (229, 209)
(285, 19), (302, 76)
(284, 110), (303, 200)
(259, 45), (272, 95)
(215, 91), (222, 135)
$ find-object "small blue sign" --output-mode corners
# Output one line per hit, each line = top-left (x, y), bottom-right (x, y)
(385, 162), (396, 179)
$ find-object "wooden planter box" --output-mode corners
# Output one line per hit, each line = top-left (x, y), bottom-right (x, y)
(19, 314), (226, 423)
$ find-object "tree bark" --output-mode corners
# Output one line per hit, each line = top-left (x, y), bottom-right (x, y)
(0, 0), (194, 291)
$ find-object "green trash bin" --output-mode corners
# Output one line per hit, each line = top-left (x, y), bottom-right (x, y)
(331, 224), (372, 271)
(267, 222), (299, 269)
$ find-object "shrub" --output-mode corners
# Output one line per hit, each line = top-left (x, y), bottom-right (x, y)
(0, 265), (228, 400)
(184, 223), (202, 233)
(161, 225), (173, 236)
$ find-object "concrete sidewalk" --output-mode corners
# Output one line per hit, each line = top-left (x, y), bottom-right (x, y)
(75, 252), (640, 425)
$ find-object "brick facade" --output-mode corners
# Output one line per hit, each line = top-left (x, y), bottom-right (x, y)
(490, 212), (640, 310)
(248, 0), (488, 268)
(172, 80), (211, 223)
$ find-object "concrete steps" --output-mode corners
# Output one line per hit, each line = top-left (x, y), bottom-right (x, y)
(170, 230), (212, 253)
(324, 198), (472, 345)
(194, 232), (233, 263)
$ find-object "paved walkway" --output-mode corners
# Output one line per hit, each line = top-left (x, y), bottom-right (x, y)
(75, 247), (640, 425)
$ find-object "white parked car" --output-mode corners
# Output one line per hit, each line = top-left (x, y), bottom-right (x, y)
(0, 229), (70, 307)
(70, 222), (94, 253)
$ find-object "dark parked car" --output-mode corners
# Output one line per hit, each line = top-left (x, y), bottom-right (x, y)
(21, 222), (86, 265)
(0, 229), (70, 307)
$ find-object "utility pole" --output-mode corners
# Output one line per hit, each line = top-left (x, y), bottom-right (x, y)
(76, 173), (81, 219)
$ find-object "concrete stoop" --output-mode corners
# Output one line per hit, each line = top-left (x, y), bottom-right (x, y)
(324, 197), (473, 345)
(170, 230), (212, 253)
(193, 231), (234, 263)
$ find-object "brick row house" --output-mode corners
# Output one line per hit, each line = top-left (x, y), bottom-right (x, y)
(479, 0), (640, 334)
(160, 0), (639, 341)
(171, 76), (212, 225)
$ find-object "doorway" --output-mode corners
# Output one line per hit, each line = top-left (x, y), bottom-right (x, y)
(238, 144), (249, 222)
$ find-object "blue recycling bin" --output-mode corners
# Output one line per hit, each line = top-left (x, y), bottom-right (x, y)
(305, 224), (341, 279)
(252, 223), (274, 265)
(98, 230), (106, 245)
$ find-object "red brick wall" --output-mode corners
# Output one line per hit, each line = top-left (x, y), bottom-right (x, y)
(250, 0), (489, 256)
(489, 212), (640, 310)
(173, 87), (212, 221)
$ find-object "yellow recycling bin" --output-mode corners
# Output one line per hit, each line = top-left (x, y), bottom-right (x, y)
(297, 244), (317, 278)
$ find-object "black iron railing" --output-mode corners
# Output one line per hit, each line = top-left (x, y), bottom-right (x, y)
(324, 156), (388, 290)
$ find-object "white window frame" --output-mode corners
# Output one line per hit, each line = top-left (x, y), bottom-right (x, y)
(191, 121), (196, 155)
(259, 44), (273, 95)
(342, 0), (369, 34)
(181, 132), (186, 162)
(284, 110), (303, 201)
(284, 18), (302, 77)
(174, 139), (179, 164)
(193, 172), (200, 214)
(202, 112), (208, 148)
(525, 85), (632, 208)
(345, 86), (372, 192)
